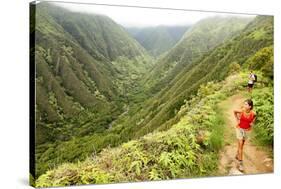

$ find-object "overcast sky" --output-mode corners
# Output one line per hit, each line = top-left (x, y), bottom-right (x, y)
(52, 1), (256, 27)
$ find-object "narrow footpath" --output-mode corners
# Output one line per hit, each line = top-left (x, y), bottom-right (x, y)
(218, 93), (273, 175)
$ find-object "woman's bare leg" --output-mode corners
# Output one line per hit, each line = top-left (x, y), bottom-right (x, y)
(237, 140), (240, 159)
(237, 139), (245, 160)
(237, 140), (242, 160)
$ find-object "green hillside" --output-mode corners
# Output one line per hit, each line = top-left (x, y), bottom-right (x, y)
(132, 16), (273, 137)
(35, 2), (153, 139)
(35, 71), (273, 187)
(144, 16), (253, 93)
(34, 2), (153, 177)
(32, 2), (273, 185)
(126, 26), (189, 56)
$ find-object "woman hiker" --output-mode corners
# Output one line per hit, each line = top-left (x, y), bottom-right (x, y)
(247, 71), (256, 93)
(233, 99), (256, 172)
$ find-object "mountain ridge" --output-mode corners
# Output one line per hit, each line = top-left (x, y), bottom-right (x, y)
(32, 3), (273, 182)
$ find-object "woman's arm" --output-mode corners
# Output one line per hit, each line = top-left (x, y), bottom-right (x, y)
(233, 110), (242, 124)
(246, 112), (256, 131)
(250, 112), (257, 127)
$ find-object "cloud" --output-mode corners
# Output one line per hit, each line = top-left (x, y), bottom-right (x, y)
(52, 1), (255, 27)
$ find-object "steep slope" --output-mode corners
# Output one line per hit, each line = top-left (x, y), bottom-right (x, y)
(35, 2), (151, 137)
(34, 2), (153, 176)
(145, 16), (253, 93)
(126, 26), (189, 56)
(133, 16), (273, 137)
(35, 71), (273, 187)
(33, 6), (273, 181)
(35, 16), (272, 179)
(46, 5), (148, 61)
(104, 15), (272, 141)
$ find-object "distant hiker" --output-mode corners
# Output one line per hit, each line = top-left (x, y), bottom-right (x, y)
(233, 99), (256, 172)
(247, 71), (256, 93)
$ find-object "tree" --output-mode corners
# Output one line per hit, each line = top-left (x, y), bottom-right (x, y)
(248, 46), (273, 71)
(228, 62), (241, 75)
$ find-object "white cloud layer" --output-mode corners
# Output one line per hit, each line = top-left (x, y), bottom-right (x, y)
(52, 1), (256, 27)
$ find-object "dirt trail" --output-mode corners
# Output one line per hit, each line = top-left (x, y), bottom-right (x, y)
(218, 93), (273, 175)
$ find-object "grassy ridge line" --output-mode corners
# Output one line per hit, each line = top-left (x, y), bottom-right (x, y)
(35, 73), (249, 187)
(34, 16), (273, 178)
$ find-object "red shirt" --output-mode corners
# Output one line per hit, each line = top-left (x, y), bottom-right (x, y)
(239, 111), (255, 129)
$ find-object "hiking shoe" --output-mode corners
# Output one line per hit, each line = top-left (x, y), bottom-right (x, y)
(237, 161), (244, 172)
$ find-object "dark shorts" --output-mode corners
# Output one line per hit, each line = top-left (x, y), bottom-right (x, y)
(248, 83), (254, 88)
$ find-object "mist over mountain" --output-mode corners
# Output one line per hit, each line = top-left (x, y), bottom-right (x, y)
(32, 2), (273, 183)
(35, 2), (153, 144)
(126, 25), (190, 56)
(144, 16), (254, 94)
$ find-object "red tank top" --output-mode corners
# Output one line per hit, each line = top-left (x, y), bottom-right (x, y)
(239, 111), (255, 129)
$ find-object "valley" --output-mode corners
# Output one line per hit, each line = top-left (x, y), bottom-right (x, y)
(31, 2), (273, 186)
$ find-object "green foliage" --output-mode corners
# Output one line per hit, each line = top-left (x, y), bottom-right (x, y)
(130, 16), (273, 142)
(36, 162), (112, 187)
(35, 1), (153, 128)
(36, 72), (258, 187)
(252, 87), (274, 146)
(127, 26), (189, 56)
(34, 2), (155, 177)
(228, 62), (241, 75)
(247, 46), (273, 73)
(34, 5), (273, 185)
(144, 16), (253, 94)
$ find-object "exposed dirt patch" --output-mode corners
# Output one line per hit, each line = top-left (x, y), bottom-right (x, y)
(218, 93), (273, 175)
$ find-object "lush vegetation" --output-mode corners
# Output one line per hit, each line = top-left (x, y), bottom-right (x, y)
(34, 2), (153, 177)
(36, 68), (275, 187)
(32, 2), (273, 186)
(124, 16), (273, 141)
(35, 72), (239, 187)
(251, 87), (274, 146)
(143, 16), (253, 93)
(35, 2), (152, 129)
(126, 26), (190, 56)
